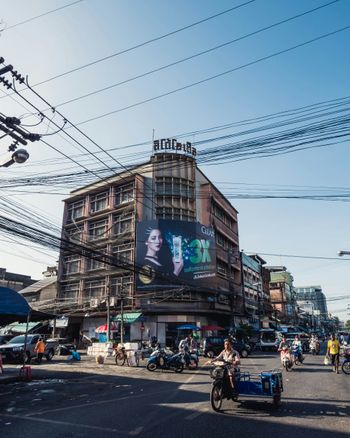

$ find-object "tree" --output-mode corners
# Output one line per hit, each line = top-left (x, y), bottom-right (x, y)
(345, 320), (350, 330)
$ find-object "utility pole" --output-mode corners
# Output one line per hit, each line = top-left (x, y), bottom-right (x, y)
(106, 280), (111, 342)
(120, 289), (124, 344)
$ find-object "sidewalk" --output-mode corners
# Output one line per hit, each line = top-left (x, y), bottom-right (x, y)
(0, 365), (23, 384)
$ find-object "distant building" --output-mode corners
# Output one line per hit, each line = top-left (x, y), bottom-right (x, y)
(265, 266), (296, 324)
(19, 276), (58, 309)
(295, 285), (328, 323)
(0, 268), (36, 292)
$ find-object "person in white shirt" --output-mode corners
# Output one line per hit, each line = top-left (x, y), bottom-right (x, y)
(214, 339), (240, 393)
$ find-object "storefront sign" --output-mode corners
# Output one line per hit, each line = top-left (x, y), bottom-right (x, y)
(153, 138), (196, 157)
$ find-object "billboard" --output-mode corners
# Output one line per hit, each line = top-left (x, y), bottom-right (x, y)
(136, 220), (216, 290)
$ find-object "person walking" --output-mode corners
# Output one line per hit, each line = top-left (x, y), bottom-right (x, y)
(34, 337), (45, 364)
(327, 333), (340, 373)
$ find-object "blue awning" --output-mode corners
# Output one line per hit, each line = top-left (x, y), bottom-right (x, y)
(0, 286), (30, 324)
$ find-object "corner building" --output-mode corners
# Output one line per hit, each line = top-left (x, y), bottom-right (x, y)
(58, 141), (242, 344)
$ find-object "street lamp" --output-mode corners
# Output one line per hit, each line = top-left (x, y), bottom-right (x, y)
(338, 250), (350, 256)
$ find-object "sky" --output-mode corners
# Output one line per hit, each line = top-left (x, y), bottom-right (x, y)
(0, 0), (349, 320)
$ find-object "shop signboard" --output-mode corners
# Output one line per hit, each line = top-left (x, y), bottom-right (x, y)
(136, 219), (216, 291)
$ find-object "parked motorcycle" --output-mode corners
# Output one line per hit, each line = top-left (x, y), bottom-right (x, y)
(146, 348), (184, 373)
(181, 349), (199, 370)
(341, 347), (350, 374)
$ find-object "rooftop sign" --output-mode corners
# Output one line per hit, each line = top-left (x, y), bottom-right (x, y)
(153, 138), (196, 158)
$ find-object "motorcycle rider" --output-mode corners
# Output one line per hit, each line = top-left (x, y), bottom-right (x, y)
(213, 339), (240, 395)
(178, 336), (190, 352)
(292, 335), (304, 363)
(278, 336), (292, 365)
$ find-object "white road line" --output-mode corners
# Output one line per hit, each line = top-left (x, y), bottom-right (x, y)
(0, 414), (126, 433)
(129, 426), (144, 436)
(25, 388), (170, 417)
(185, 405), (209, 420)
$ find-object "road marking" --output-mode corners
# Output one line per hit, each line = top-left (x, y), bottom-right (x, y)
(129, 426), (144, 436)
(24, 388), (170, 417)
(185, 406), (209, 420)
(0, 414), (126, 433)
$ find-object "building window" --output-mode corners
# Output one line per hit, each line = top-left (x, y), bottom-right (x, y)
(87, 249), (106, 271)
(115, 183), (134, 206)
(217, 259), (228, 277)
(65, 226), (84, 243)
(67, 200), (85, 222)
(61, 283), (79, 301)
(63, 255), (81, 274)
(90, 192), (109, 213)
(110, 276), (132, 299)
(88, 219), (108, 241)
(112, 242), (134, 264)
(113, 212), (133, 235)
(212, 201), (235, 229)
(85, 279), (105, 299)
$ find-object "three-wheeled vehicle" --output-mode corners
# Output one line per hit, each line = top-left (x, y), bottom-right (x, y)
(210, 361), (283, 412)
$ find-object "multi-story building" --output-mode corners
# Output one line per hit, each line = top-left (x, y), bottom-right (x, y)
(295, 285), (328, 328)
(58, 139), (242, 344)
(241, 254), (273, 328)
(0, 268), (36, 292)
(266, 266), (296, 324)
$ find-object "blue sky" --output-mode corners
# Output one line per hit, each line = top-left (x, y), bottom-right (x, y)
(0, 0), (350, 319)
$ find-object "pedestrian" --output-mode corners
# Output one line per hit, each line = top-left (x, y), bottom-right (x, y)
(34, 337), (45, 364)
(327, 333), (340, 373)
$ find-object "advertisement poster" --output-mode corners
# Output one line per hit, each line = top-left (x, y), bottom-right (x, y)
(136, 220), (216, 290)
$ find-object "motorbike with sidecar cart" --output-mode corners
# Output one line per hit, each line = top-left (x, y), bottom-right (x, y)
(210, 360), (283, 412)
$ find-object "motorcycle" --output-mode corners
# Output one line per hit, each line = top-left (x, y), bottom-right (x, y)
(210, 361), (238, 411)
(341, 347), (350, 374)
(280, 347), (293, 371)
(292, 344), (304, 365)
(309, 340), (320, 356)
(146, 348), (184, 373)
(181, 348), (199, 370)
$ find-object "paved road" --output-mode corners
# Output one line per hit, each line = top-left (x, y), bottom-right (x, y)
(0, 350), (349, 437)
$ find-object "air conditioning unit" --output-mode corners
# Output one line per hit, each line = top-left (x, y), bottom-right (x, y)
(90, 298), (100, 308)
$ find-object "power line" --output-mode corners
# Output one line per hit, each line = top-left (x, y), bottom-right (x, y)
(47, 0), (340, 110)
(74, 24), (350, 127)
(1, 0), (255, 93)
(0, 0), (85, 33)
(248, 252), (350, 261)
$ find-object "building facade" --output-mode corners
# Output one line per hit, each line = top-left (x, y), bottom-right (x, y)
(266, 266), (296, 324)
(295, 285), (328, 328)
(0, 268), (36, 292)
(58, 141), (242, 344)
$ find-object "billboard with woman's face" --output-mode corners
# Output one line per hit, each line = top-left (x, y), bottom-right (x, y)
(136, 220), (216, 290)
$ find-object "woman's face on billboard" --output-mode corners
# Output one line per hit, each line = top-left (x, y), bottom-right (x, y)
(146, 229), (163, 254)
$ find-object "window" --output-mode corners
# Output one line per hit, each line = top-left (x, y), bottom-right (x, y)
(88, 219), (108, 241)
(67, 200), (85, 222)
(85, 279), (105, 299)
(212, 202), (235, 229)
(115, 183), (134, 206)
(113, 212), (133, 235)
(217, 259), (228, 277)
(90, 192), (108, 213)
(110, 276), (132, 297)
(64, 255), (81, 274)
(87, 250), (106, 271)
(65, 226), (84, 243)
(61, 283), (79, 301)
(112, 242), (134, 264)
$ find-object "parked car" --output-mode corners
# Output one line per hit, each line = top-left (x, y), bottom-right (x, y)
(0, 334), (15, 345)
(0, 334), (58, 363)
(203, 336), (251, 358)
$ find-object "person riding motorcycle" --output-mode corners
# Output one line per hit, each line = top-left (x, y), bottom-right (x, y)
(292, 335), (304, 363)
(278, 336), (292, 365)
(212, 339), (240, 395)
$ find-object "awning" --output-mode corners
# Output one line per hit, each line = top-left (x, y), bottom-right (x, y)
(111, 312), (142, 324)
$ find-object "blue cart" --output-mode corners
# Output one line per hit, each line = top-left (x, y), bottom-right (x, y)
(210, 365), (283, 411)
